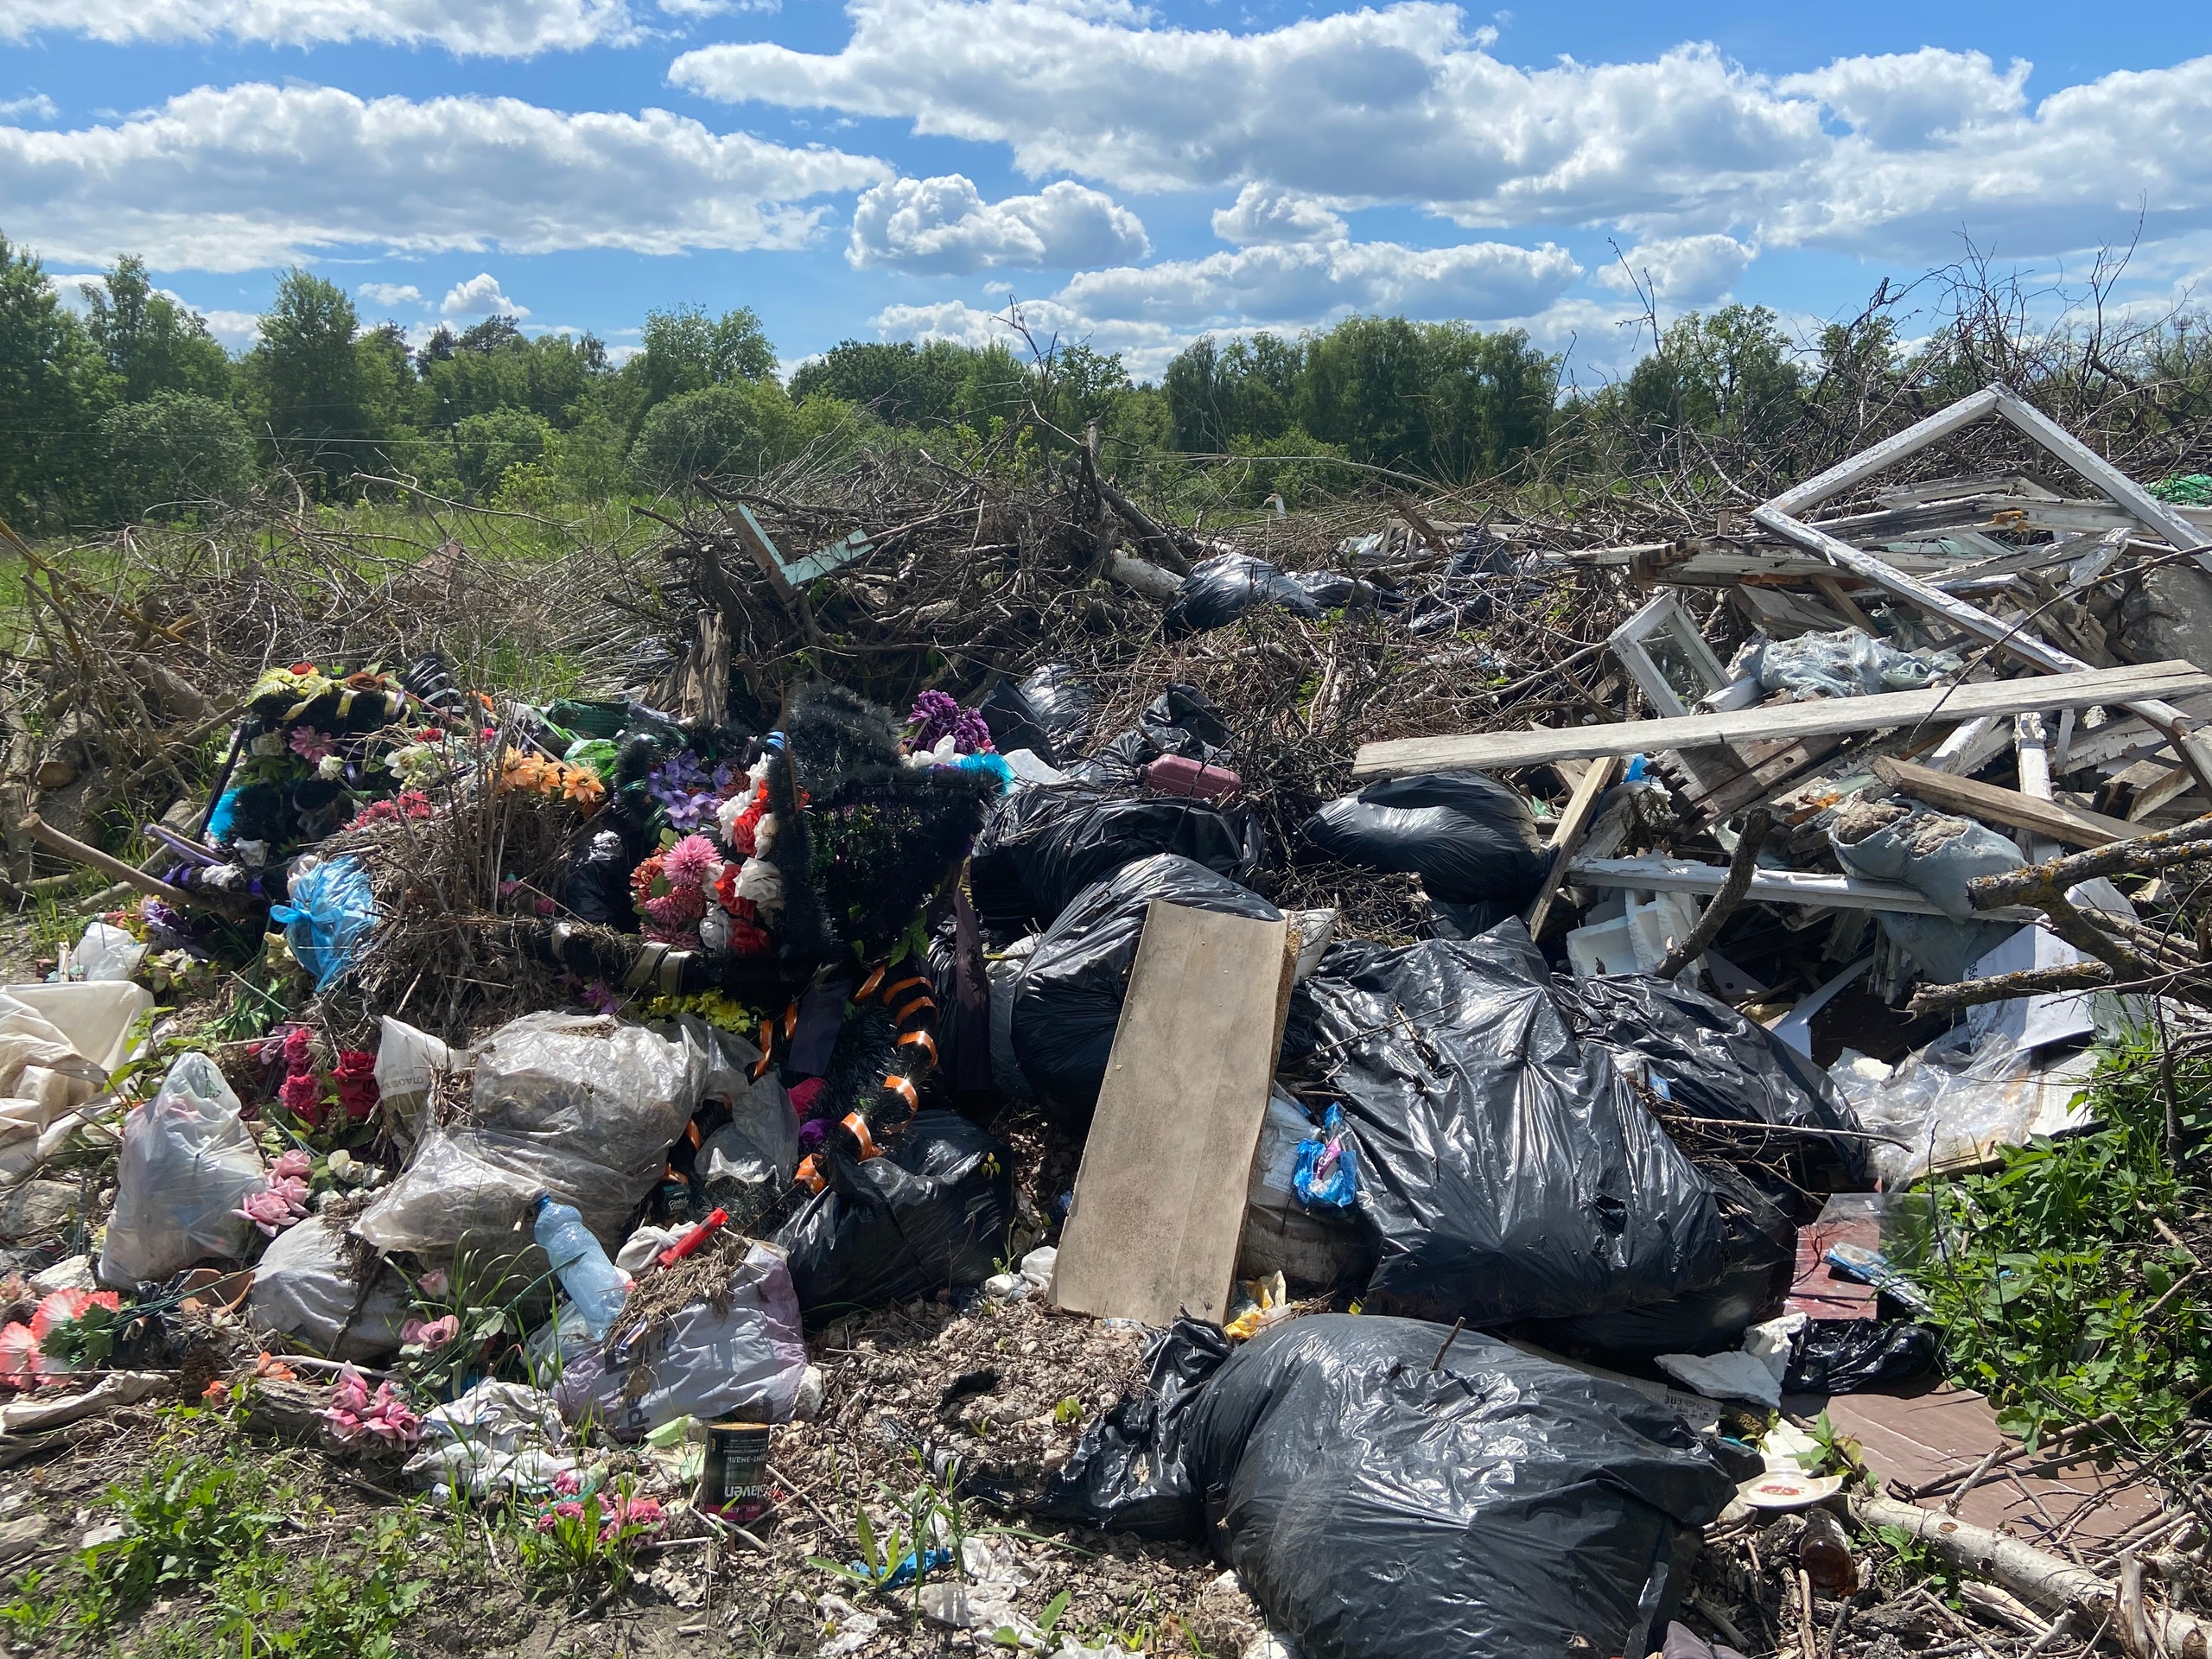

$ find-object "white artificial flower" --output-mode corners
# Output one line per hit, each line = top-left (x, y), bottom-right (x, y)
(317, 754), (346, 780)
(715, 792), (748, 848)
(698, 906), (732, 953)
(734, 856), (784, 912)
(753, 813), (779, 855)
(249, 733), (285, 757)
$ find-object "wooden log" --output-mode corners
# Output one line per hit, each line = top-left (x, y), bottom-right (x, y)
(1852, 1493), (2211, 1658)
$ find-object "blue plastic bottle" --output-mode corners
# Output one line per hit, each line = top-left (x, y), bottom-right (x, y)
(531, 1195), (630, 1338)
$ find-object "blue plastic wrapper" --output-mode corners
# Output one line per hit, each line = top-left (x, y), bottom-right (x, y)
(1293, 1104), (1357, 1210)
(270, 854), (377, 989)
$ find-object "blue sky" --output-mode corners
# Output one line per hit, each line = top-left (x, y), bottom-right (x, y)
(3, 0), (2209, 380)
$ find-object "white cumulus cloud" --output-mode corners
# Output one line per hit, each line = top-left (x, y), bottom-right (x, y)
(848, 174), (1148, 272)
(0, 92), (57, 121)
(357, 281), (425, 308)
(674, 5), (2212, 262)
(0, 83), (891, 271)
(0, 0), (636, 55)
(1595, 234), (1758, 306)
(1211, 184), (1346, 246)
(440, 272), (527, 318)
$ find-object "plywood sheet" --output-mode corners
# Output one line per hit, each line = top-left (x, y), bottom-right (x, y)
(1051, 901), (1294, 1327)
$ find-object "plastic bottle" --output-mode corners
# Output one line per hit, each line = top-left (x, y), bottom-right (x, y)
(531, 1196), (631, 1338)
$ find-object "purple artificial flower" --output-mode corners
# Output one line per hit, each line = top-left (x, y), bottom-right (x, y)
(646, 753), (719, 832)
(950, 710), (996, 755)
(908, 690), (961, 750)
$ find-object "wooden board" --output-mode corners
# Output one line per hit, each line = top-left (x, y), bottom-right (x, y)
(1050, 901), (1296, 1328)
(1870, 756), (2141, 848)
(1351, 661), (2212, 779)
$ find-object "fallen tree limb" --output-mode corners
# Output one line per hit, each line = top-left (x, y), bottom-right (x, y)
(1970, 812), (2212, 906)
(1853, 1493), (2209, 1658)
(1909, 961), (2115, 1016)
(1654, 807), (1772, 978)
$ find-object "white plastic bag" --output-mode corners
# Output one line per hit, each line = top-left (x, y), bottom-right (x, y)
(99, 1052), (264, 1286)
(553, 1240), (807, 1440)
(354, 1013), (704, 1254)
(247, 1216), (413, 1360)
(72, 922), (147, 984)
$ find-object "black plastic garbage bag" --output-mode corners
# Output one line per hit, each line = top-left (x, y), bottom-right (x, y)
(1287, 930), (1727, 1325)
(1183, 1315), (1737, 1659)
(1035, 1318), (1232, 1539)
(1427, 897), (1521, 939)
(1012, 855), (1281, 1119)
(1783, 1319), (1939, 1394)
(1299, 772), (1549, 907)
(772, 1112), (1013, 1321)
(1164, 554), (1324, 636)
(1020, 664), (1098, 758)
(1557, 975), (1872, 1190)
(976, 679), (1058, 766)
(1529, 1160), (1796, 1358)
(1288, 569), (1401, 612)
(1074, 683), (1235, 788)
(969, 787), (1262, 932)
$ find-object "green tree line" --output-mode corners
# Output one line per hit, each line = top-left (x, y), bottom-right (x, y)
(10, 226), (2208, 532)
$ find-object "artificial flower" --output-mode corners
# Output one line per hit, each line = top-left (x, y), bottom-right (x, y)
(321, 1366), (422, 1447)
(662, 834), (720, 890)
(333, 1050), (378, 1122)
(279, 1071), (324, 1126)
(417, 1269), (448, 1298)
(316, 754), (346, 781)
(400, 1314), (459, 1349)
(289, 727), (335, 763)
(29, 1289), (119, 1344)
(272, 1148), (313, 1182)
(733, 857), (784, 913)
(0, 1324), (45, 1390)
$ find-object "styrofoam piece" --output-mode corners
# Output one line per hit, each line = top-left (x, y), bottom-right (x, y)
(2, 981), (152, 1075)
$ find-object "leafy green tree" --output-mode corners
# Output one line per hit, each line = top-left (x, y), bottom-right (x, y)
(0, 232), (111, 526)
(243, 270), (376, 488)
(1164, 333), (1301, 453)
(452, 406), (553, 496)
(99, 391), (255, 518)
(81, 257), (230, 404)
(628, 381), (791, 486)
(790, 340), (976, 425)
(1624, 303), (1806, 451)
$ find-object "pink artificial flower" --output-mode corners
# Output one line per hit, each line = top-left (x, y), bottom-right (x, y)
(550, 1467), (584, 1497)
(272, 1149), (313, 1182)
(321, 1367), (421, 1447)
(0, 1322), (49, 1389)
(29, 1289), (118, 1343)
(289, 727), (336, 763)
(236, 1175), (309, 1237)
(418, 1268), (448, 1298)
(661, 834), (720, 890)
(400, 1314), (459, 1349)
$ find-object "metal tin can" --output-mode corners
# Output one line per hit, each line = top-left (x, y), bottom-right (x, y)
(699, 1421), (773, 1523)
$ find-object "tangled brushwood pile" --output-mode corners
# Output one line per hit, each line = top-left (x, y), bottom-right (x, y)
(5, 382), (2212, 1659)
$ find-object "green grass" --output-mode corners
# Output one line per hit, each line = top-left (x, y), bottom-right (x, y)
(1909, 1028), (2212, 1445)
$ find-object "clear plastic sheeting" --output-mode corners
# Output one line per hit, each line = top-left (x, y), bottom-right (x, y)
(1751, 627), (1959, 701)
(353, 1013), (705, 1255)
(99, 1052), (264, 1286)
(1183, 1316), (1737, 1659)
(556, 1240), (808, 1441)
(1240, 1092), (1373, 1289)
(1829, 1028), (2100, 1185)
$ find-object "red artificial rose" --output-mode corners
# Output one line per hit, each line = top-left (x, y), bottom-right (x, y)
(279, 1070), (325, 1128)
(333, 1050), (379, 1123)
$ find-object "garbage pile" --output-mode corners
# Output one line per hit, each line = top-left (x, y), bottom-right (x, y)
(3, 383), (2210, 1657)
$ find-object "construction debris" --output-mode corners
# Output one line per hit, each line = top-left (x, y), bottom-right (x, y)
(2, 382), (2211, 1656)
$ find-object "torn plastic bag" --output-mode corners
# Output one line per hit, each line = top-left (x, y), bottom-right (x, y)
(246, 1216), (412, 1361)
(1164, 553), (1324, 637)
(987, 937), (1038, 1106)
(1288, 569), (1400, 612)
(1783, 1319), (1939, 1394)
(556, 1239), (808, 1440)
(1529, 1160), (1795, 1359)
(1299, 772), (1548, 907)
(1012, 854), (1281, 1119)
(1071, 683), (1233, 788)
(1557, 975), (1870, 1189)
(1756, 626), (1956, 700)
(772, 1112), (1013, 1320)
(695, 1021), (798, 1202)
(1182, 1315), (1737, 1659)
(1034, 1316), (1232, 1539)
(1285, 930), (1727, 1326)
(269, 855), (376, 991)
(353, 1013), (705, 1255)
(99, 1052), (264, 1287)
(1831, 803), (2018, 981)
(1241, 1093), (1373, 1287)
(969, 786), (1262, 932)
